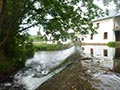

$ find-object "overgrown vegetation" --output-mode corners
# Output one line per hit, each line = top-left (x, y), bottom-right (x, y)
(108, 42), (116, 47)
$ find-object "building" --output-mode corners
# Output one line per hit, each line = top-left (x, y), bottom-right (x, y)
(81, 10), (120, 45)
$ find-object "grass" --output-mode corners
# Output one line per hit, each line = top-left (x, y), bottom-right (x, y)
(33, 43), (72, 51)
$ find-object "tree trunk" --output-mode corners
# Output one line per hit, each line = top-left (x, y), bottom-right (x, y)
(0, 0), (3, 17)
(0, 0), (6, 21)
(0, 0), (7, 60)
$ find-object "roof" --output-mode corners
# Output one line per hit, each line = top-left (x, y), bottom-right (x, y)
(92, 10), (120, 22)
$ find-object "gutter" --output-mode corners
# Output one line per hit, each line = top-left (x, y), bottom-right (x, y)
(92, 14), (120, 22)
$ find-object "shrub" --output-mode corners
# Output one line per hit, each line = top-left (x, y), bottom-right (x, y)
(107, 42), (116, 47)
(0, 60), (14, 73)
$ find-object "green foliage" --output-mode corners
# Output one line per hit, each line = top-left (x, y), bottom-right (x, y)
(0, 0), (108, 51)
(0, 0), (106, 41)
(40, 0), (105, 40)
(108, 42), (116, 47)
(34, 43), (47, 51)
(31, 35), (43, 42)
(102, 0), (120, 8)
(0, 59), (26, 74)
(8, 33), (34, 59)
(0, 33), (35, 74)
(33, 43), (70, 51)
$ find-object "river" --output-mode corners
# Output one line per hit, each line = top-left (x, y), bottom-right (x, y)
(0, 45), (120, 90)
(81, 45), (120, 90)
(0, 46), (77, 90)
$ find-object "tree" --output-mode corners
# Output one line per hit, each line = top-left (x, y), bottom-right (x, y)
(33, 29), (43, 42)
(101, 0), (120, 9)
(0, 0), (35, 60)
(0, 0), (107, 60)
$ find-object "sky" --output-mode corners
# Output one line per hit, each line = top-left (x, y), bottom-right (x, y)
(28, 26), (39, 36)
(28, 0), (116, 36)
(93, 0), (116, 10)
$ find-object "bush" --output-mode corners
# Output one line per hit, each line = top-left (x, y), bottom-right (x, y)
(25, 41), (35, 58)
(107, 42), (116, 47)
(0, 60), (14, 73)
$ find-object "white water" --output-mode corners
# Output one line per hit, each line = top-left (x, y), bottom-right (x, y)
(13, 46), (76, 90)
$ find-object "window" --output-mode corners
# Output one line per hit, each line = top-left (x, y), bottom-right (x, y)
(104, 32), (108, 39)
(104, 49), (108, 56)
(81, 38), (84, 41)
(90, 48), (93, 55)
(90, 34), (93, 40)
(97, 23), (99, 28)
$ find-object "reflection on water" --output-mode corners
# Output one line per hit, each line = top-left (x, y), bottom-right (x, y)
(114, 48), (120, 73)
(81, 45), (120, 90)
(82, 45), (115, 58)
(82, 45), (120, 73)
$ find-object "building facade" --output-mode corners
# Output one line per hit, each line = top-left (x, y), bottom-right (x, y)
(81, 11), (120, 45)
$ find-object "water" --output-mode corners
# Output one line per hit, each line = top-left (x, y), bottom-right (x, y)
(1, 45), (120, 90)
(81, 45), (120, 90)
(82, 45), (120, 72)
(0, 46), (76, 90)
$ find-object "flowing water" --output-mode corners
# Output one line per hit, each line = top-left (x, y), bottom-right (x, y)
(1, 45), (120, 90)
(0, 46), (76, 90)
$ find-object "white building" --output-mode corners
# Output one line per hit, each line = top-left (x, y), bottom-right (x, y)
(81, 10), (120, 44)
